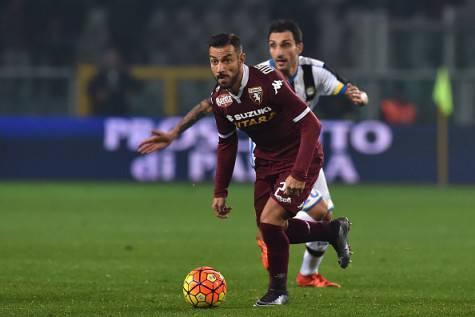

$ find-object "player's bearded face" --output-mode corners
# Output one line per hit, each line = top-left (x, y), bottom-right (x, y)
(268, 31), (303, 77)
(209, 45), (244, 89)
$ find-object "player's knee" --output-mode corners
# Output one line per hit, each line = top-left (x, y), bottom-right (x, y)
(260, 211), (282, 226)
(307, 247), (325, 257)
(260, 206), (286, 226)
(306, 199), (329, 221)
(306, 242), (329, 257)
(255, 216), (261, 227)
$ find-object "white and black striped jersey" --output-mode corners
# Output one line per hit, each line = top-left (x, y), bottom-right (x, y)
(257, 56), (347, 110)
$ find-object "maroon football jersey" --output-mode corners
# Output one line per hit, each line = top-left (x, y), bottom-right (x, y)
(211, 64), (322, 161)
(210, 64), (323, 197)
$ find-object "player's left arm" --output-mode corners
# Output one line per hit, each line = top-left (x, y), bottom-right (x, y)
(287, 110), (320, 196)
(270, 73), (319, 196)
(343, 83), (368, 106)
(317, 65), (368, 106)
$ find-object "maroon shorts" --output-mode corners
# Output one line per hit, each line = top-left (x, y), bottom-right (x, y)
(253, 157), (322, 226)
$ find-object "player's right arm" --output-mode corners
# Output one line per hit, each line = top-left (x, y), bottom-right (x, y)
(212, 106), (237, 199)
(211, 102), (237, 219)
(212, 119), (236, 219)
(316, 65), (368, 106)
(137, 98), (212, 154)
(212, 197), (232, 219)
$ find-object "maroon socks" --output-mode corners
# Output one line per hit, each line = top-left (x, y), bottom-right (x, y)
(259, 219), (336, 292)
(286, 218), (336, 244)
(259, 222), (289, 291)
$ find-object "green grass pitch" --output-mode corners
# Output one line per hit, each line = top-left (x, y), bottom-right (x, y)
(1, 182), (474, 316)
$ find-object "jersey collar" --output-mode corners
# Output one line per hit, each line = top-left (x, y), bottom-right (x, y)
(227, 64), (249, 102)
(269, 58), (299, 86)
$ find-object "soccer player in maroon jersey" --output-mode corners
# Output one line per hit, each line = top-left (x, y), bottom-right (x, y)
(207, 33), (351, 306)
(139, 20), (365, 290)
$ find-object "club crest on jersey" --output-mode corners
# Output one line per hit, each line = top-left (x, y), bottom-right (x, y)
(248, 86), (263, 105)
(215, 93), (233, 108)
(306, 86), (316, 97)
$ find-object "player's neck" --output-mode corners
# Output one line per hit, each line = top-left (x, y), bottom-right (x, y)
(281, 62), (298, 80)
(288, 59), (299, 79)
(229, 67), (244, 95)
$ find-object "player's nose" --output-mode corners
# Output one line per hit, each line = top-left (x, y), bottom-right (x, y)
(275, 45), (285, 55)
(216, 62), (227, 72)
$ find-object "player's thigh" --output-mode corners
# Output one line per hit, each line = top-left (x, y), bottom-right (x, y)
(254, 176), (272, 227)
(260, 196), (289, 226)
(306, 199), (331, 221)
(314, 169), (335, 211)
(271, 168), (320, 215)
(302, 186), (323, 213)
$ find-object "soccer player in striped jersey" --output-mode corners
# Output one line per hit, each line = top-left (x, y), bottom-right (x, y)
(138, 19), (367, 289)
(254, 19), (367, 288)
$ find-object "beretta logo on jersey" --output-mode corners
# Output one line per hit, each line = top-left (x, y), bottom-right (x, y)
(248, 86), (263, 105)
(215, 93), (233, 108)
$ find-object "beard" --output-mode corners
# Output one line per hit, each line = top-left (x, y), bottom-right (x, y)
(216, 76), (232, 89)
(216, 68), (240, 89)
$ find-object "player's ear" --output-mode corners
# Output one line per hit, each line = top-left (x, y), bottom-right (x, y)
(296, 42), (304, 55)
(239, 52), (246, 64)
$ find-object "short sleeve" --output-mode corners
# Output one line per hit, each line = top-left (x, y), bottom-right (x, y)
(313, 66), (345, 96)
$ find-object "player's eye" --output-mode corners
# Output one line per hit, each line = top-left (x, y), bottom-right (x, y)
(210, 59), (218, 65)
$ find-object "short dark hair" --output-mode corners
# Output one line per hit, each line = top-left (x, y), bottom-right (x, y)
(268, 19), (303, 43)
(208, 33), (242, 53)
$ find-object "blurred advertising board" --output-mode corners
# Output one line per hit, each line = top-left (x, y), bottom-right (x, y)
(0, 117), (472, 183)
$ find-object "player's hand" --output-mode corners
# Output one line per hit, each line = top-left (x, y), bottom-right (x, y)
(345, 83), (368, 106)
(137, 130), (177, 154)
(212, 197), (232, 219)
(284, 175), (305, 197)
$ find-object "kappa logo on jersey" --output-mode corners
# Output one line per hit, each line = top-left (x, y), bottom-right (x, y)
(248, 86), (263, 105)
(215, 93), (233, 108)
(272, 80), (283, 95)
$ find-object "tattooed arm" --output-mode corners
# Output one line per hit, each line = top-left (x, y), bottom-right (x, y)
(138, 98), (212, 154)
(169, 98), (213, 138)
